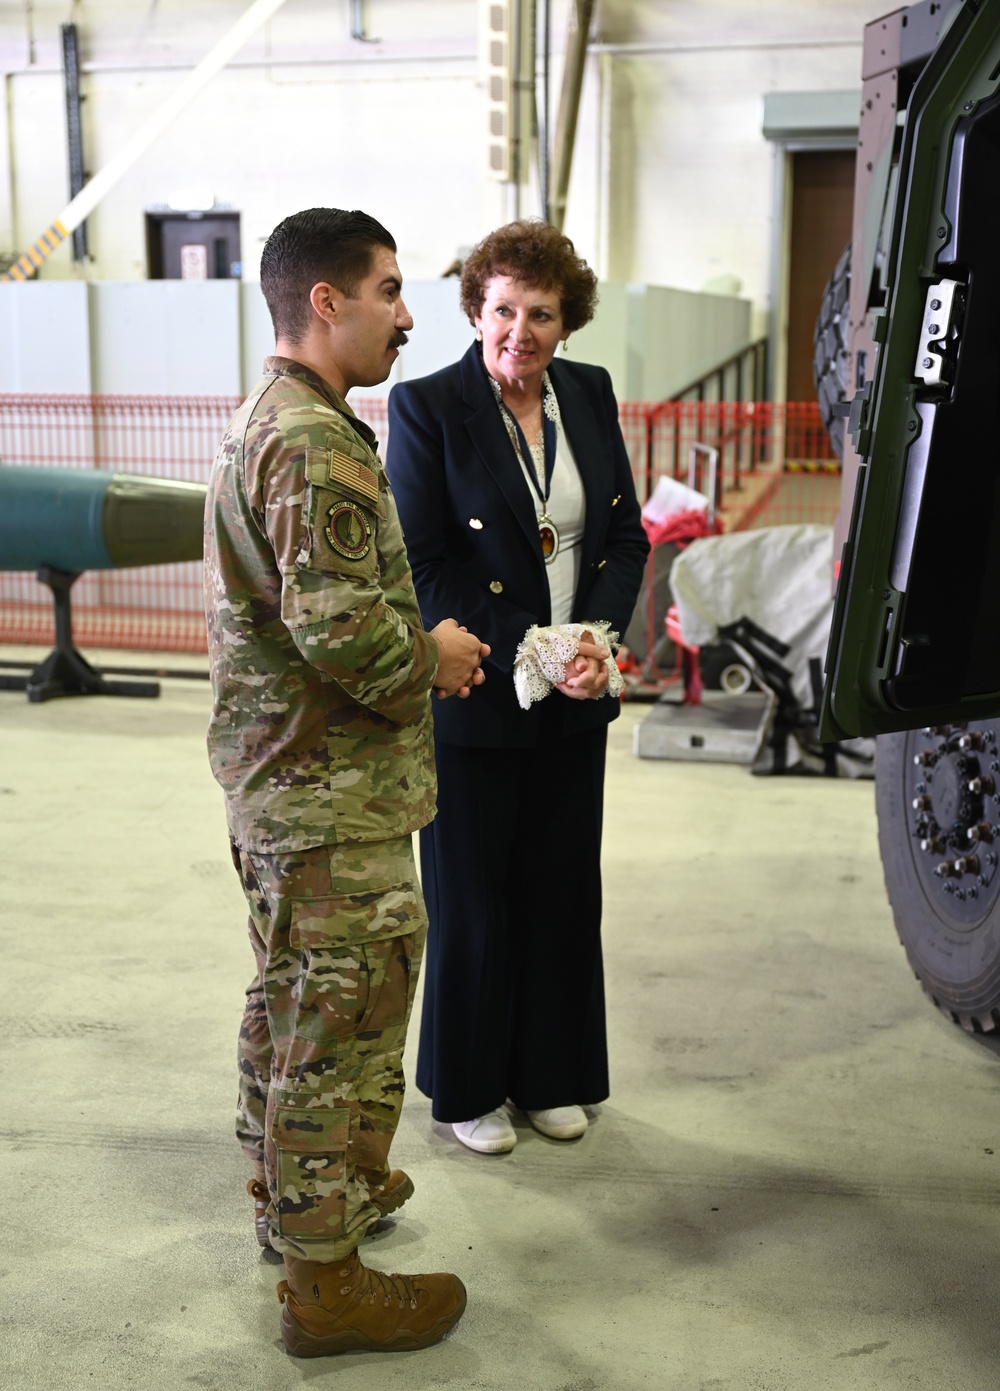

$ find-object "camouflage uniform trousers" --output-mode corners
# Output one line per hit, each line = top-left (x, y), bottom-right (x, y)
(231, 834), (426, 1262)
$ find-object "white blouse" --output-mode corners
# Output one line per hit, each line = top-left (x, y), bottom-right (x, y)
(514, 423), (584, 625)
(488, 367), (586, 626)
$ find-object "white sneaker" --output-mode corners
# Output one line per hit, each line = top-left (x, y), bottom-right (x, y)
(526, 1105), (588, 1140)
(452, 1109), (517, 1154)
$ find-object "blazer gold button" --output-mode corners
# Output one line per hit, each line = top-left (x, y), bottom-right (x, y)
(489, 580), (503, 593)
(469, 518), (484, 529)
(597, 559), (607, 570)
(612, 494), (621, 506)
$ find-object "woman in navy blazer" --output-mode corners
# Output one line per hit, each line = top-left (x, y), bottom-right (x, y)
(387, 221), (648, 1154)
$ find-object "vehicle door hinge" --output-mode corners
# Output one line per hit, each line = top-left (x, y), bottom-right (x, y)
(914, 278), (965, 388)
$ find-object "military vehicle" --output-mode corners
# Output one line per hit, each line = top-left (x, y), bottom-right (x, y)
(818, 0), (1000, 1032)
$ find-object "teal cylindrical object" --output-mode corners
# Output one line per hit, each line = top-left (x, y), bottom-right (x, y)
(0, 465), (206, 572)
(0, 465), (113, 571)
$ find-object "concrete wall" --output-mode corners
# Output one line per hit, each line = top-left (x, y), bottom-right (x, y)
(0, 276), (750, 402)
(0, 0), (878, 346)
(567, 282), (752, 402)
(0, 281), (92, 392)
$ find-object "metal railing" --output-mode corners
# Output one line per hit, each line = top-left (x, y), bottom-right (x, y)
(668, 338), (769, 405)
(616, 399), (834, 510)
(658, 339), (771, 500)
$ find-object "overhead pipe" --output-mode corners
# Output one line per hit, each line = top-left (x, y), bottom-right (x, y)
(60, 23), (87, 262)
(3, 0), (291, 282)
(506, 0), (527, 219)
(539, 0), (551, 222)
(549, 0), (595, 232)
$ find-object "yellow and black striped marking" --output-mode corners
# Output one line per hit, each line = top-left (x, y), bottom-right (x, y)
(784, 459), (842, 475)
(2, 220), (68, 282)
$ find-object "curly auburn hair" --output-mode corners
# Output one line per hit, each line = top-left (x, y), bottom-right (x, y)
(459, 220), (598, 333)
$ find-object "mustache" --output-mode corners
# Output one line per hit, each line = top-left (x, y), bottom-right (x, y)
(390, 330), (409, 349)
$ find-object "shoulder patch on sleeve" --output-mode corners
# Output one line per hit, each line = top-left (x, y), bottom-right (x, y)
(324, 499), (373, 562)
(328, 449), (379, 504)
(304, 444), (384, 517)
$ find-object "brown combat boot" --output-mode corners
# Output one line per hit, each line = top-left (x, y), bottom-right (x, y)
(277, 1249), (467, 1357)
(367, 1168), (415, 1228)
(248, 1170), (414, 1249)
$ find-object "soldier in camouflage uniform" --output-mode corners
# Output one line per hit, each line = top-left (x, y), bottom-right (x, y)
(204, 208), (486, 1358)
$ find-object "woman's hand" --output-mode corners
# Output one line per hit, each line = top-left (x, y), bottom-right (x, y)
(555, 632), (610, 700)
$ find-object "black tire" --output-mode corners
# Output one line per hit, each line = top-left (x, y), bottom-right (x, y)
(812, 242), (851, 458)
(876, 722), (1000, 1032)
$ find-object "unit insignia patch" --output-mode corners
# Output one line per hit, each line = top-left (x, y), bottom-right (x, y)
(325, 501), (372, 560)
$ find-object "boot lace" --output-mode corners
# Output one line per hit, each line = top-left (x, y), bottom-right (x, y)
(344, 1264), (419, 1311)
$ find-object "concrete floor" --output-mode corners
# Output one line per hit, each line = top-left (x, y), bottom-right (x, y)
(2, 653), (1000, 1391)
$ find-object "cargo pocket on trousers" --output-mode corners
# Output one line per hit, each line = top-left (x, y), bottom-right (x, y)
(272, 1103), (350, 1241)
(288, 883), (424, 1042)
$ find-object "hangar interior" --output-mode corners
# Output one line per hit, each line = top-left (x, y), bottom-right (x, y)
(3, 2), (1000, 1389)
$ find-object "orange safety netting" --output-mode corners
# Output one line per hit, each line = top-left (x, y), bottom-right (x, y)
(1, 395), (837, 655)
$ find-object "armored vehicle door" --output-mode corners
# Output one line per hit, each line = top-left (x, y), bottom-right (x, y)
(821, 0), (1000, 742)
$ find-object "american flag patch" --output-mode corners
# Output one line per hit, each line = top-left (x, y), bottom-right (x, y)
(328, 450), (379, 503)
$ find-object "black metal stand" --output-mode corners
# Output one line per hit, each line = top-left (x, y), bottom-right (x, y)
(0, 567), (160, 703)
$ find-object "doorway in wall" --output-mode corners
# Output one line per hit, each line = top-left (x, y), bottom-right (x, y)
(146, 211), (242, 280)
(785, 150), (855, 402)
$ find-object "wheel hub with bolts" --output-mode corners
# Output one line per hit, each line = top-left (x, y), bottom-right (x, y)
(908, 721), (1000, 921)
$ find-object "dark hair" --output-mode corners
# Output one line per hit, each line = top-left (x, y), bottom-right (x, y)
(259, 208), (396, 342)
(459, 219), (598, 333)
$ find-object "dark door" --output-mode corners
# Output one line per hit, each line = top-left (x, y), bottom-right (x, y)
(786, 151), (856, 402)
(146, 212), (242, 280)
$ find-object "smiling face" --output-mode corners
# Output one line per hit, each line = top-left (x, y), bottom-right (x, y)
(474, 276), (566, 393)
(324, 244), (414, 395)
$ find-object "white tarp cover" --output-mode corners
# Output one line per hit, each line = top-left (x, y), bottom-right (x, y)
(671, 523), (832, 711)
(670, 523), (873, 775)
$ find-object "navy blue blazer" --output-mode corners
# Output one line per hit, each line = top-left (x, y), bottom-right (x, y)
(386, 341), (649, 748)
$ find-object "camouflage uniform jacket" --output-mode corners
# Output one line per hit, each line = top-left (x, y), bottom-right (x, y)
(204, 356), (439, 853)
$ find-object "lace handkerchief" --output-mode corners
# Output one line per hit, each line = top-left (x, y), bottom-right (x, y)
(513, 621), (624, 709)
